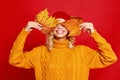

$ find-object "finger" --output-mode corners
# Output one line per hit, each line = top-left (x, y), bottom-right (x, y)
(79, 24), (86, 30)
(84, 27), (88, 32)
(33, 25), (42, 31)
(38, 24), (42, 27)
(80, 25), (84, 30)
(79, 23), (85, 27)
(83, 26), (92, 34)
(79, 22), (88, 26)
(87, 29), (91, 34)
(35, 22), (42, 27)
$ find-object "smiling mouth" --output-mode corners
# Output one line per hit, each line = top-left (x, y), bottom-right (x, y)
(56, 30), (65, 34)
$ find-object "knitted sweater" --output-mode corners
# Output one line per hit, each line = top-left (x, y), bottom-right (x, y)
(9, 29), (117, 80)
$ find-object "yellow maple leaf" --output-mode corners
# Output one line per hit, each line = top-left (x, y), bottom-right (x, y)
(35, 9), (58, 28)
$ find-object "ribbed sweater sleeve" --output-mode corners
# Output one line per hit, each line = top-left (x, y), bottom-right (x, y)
(9, 28), (42, 69)
(82, 30), (117, 69)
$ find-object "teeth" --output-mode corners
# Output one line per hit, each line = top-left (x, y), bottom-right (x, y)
(57, 30), (64, 34)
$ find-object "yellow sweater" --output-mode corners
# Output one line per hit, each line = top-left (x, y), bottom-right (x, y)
(9, 29), (117, 80)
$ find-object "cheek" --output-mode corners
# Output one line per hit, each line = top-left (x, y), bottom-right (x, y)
(65, 31), (68, 35)
(53, 29), (57, 34)
(64, 28), (68, 34)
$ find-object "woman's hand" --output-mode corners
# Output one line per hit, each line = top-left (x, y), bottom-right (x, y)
(25, 21), (42, 32)
(79, 22), (95, 34)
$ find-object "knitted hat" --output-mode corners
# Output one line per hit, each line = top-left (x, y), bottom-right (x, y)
(52, 11), (70, 20)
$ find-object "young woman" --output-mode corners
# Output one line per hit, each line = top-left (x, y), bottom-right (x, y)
(9, 11), (117, 80)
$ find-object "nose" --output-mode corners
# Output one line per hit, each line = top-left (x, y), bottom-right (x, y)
(57, 24), (63, 29)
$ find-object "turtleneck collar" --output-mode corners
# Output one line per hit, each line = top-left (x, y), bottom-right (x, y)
(53, 39), (69, 48)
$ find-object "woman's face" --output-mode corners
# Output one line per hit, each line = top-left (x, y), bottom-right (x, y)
(53, 24), (68, 39)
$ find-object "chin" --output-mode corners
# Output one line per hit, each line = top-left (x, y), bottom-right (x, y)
(54, 35), (67, 39)
(56, 34), (66, 37)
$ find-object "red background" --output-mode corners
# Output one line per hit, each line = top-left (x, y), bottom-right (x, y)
(0, 0), (120, 80)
